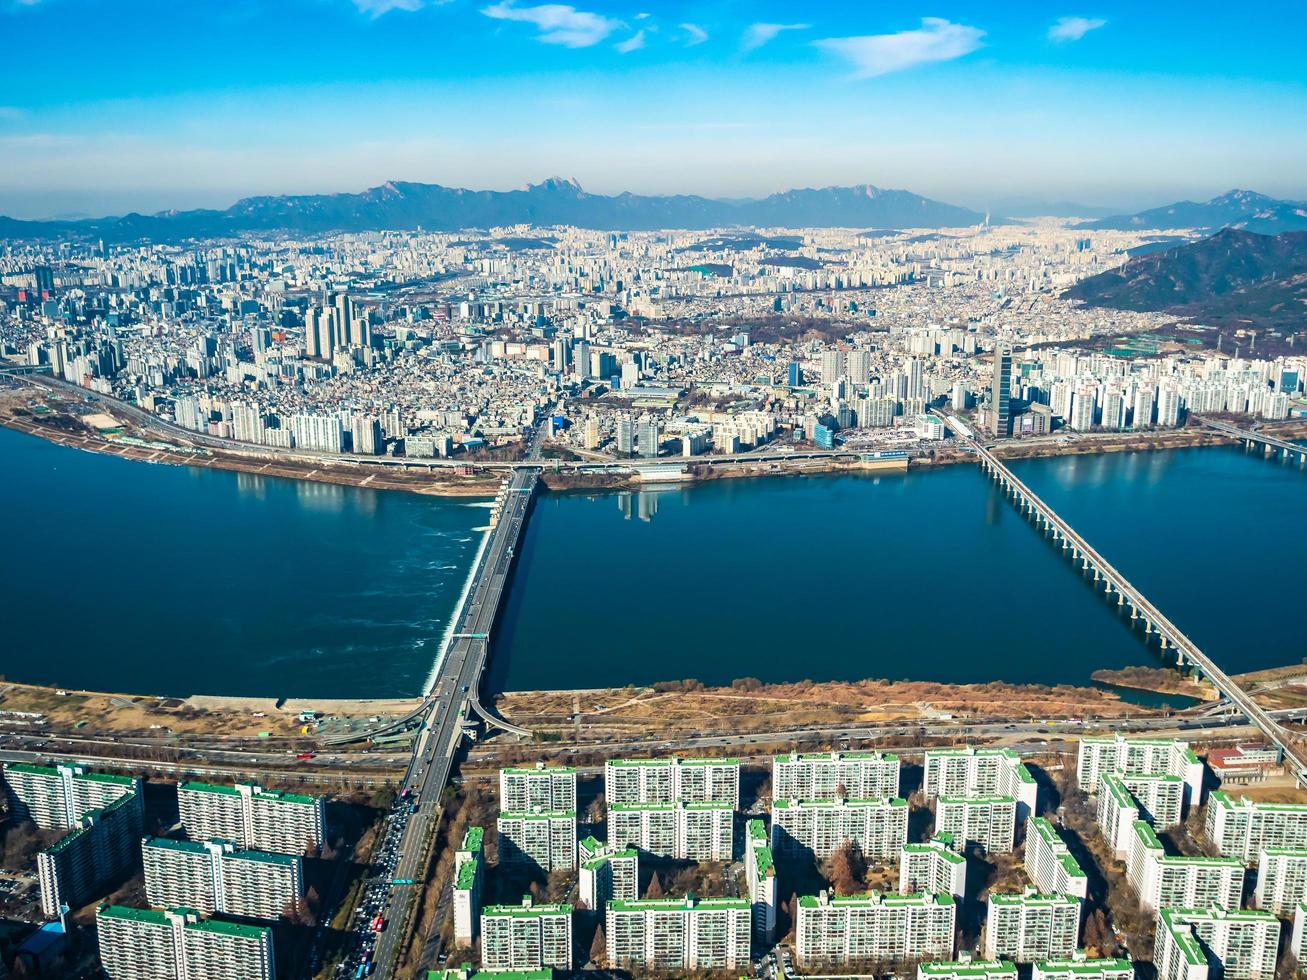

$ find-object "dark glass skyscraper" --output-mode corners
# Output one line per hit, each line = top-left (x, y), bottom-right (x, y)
(991, 346), (1013, 437)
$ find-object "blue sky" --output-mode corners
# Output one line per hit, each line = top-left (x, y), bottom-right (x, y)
(1, 0), (1305, 218)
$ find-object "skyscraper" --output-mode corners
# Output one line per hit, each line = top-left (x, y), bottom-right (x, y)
(991, 347), (1013, 437)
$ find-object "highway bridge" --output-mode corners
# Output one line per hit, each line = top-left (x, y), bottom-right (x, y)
(949, 416), (1307, 784)
(1195, 415), (1307, 466)
(368, 423), (545, 978)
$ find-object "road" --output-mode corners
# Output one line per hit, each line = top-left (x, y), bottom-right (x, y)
(366, 421), (545, 978)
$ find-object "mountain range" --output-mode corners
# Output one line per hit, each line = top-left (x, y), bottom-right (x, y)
(1062, 227), (1307, 328)
(0, 178), (991, 243)
(1079, 189), (1307, 235)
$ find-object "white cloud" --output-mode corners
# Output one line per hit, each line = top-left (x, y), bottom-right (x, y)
(351, 0), (425, 15)
(741, 22), (809, 53)
(815, 17), (984, 79)
(679, 22), (708, 46)
(0, 107), (28, 121)
(1048, 15), (1106, 42)
(480, 2), (620, 48)
(615, 29), (645, 53)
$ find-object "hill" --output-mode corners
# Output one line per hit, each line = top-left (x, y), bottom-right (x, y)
(0, 178), (989, 243)
(1080, 189), (1307, 235)
(1062, 228), (1307, 328)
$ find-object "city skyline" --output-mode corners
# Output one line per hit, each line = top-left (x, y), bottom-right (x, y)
(2, 0), (1306, 218)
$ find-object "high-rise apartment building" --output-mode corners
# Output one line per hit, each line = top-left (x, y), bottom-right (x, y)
(480, 898), (573, 972)
(454, 827), (484, 947)
(771, 796), (909, 861)
(983, 892), (1081, 964)
(1254, 848), (1307, 916)
(3, 762), (142, 831)
(1125, 821), (1243, 914)
(577, 836), (638, 912)
(604, 757), (739, 807)
(607, 801), (732, 862)
(97, 905), (275, 980)
(744, 819), (777, 943)
(1205, 791), (1307, 864)
(1032, 953), (1135, 980)
(795, 890), (955, 968)
(1154, 907), (1279, 980)
(919, 957), (1017, 980)
(500, 764), (577, 814)
(1096, 774), (1141, 857)
(1025, 818), (1089, 900)
(177, 781), (325, 855)
(1077, 735), (1204, 815)
(937, 796), (1018, 854)
(142, 837), (304, 921)
(923, 748), (1038, 822)
(772, 751), (900, 801)
(605, 895), (751, 972)
(991, 347), (1012, 437)
(38, 793), (142, 917)
(496, 810), (576, 872)
(900, 836), (968, 900)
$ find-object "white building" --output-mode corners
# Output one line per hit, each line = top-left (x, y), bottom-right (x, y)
(1154, 907), (1279, 980)
(772, 751), (901, 801)
(923, 748), (1038, 822)
(744, 818), (778, 944)
(97, 905), (275, 980)
(1025, 817), (1089, 900)
(795, 890), (956, 969)
(984, 891), (1081, 964)
(938, 796), (1018, 854)
(480, 898), (573, 972)
(496, 810), (576, 872)
(1033, 952), (1135, 980)
(1254, 848), (1307, 916)
(577, 836), (637, 912)
(1205, 791), (1307, 864)
(605, 895), (751, 972)
(3, 762), (142, 831)
(1077, 735), (1204, 815)
(1125, 820), (1243, 915)
(142, 837), (304, 922)
(177, 781), (325, 854)
(771, 796), (909, 861)
(1096, 774), (1140, 857)
(607, 801), (733, 861)
(918, 957), (1017, 980)
(604, 757), (739, 806)
(453, 827), (485, 947)
(500, 764), (577, 814)
(900, 836), (968, 900)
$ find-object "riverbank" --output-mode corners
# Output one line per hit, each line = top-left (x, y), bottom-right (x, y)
(1090, 666), (1218, 702)
(6, 380), (1304, 499)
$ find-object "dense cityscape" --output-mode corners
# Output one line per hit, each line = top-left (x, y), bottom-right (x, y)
(3, 0), (1307, 978)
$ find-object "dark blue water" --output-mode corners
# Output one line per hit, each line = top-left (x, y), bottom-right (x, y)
(492, 446), (1307, 692)
(0, 427), (488, 698)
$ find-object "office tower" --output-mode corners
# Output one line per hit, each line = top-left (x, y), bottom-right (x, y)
(795, 891), (955, 968)
(984, 892), (1081, 964)
(454, 827), (484, 946)
(772, 751), (900, 801)
(607, 801), (733, 862)
(1025, 818), (1088, 900)
(744, 819), (777, 943)
(787, 362), (803, 387)
(1154, 907), (1279, 980)
(1124, 820), (1243, 914)
(1205, 791), (1307, 863)
(604, 757), (739, 807)
(936, 796), (1018, 854)
(480, 898), (573, 971)
(1032, 953), (1135, 980)
(97, 906), (275, 980)
(620, 359), (639, 389)
(770, 797), (909, 861)
(577, 836), (637, 911)
(177, 781), (325, 855)
(923, 748), (1038, 823)
(900, 836), (968, 900)
(37, 793), (142, 917)
(142, 837), (305, 922)
(3, 763), (141, 831)
(496, 809), (576, 872)
(605, 895), (751, 972)
(572, 340), (591, 380)
(1077, 735), (1205, 816)
(991, 346), (1012, 437)
(500, 764), (577, 813)
(919, 958), (1017, 980)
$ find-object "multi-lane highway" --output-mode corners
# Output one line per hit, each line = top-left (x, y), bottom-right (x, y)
(367, 424), (544, 977)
